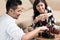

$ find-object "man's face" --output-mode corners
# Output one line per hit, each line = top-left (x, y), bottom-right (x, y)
(9, 5), (22, 19)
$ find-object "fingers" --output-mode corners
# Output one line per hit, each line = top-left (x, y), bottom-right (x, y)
(39, 26), (49, 31)
(40, 14), (49, 20)
(34, 13), (51, 22)
(42, 26), (49, 30)
(39, 14), (46, 21)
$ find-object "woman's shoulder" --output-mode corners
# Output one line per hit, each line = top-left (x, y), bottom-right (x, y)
(46, 6), (53, 13)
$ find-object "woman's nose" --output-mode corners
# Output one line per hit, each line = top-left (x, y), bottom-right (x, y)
(39, 6), (43, 9)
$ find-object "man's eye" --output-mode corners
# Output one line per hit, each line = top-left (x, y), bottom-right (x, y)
(18, 10), (21, 12)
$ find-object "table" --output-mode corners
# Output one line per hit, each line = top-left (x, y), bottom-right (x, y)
(35, 34), (60, 40)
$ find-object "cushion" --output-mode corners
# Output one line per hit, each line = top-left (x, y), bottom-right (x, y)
(16, 9), (33, 28)
(21, 0), (33, 12)
(0, 0), (6, 16)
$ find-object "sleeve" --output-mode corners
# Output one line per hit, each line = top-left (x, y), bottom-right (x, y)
(6, 22), (25, 40)
(48, 15), (55, 25)
(47, 6), (56, 25)
(46, 6), (53, 13)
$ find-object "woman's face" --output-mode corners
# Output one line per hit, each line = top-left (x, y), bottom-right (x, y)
(36, 2), (45, 14)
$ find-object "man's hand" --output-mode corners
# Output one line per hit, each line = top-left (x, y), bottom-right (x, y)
(38, 26), (49, 32)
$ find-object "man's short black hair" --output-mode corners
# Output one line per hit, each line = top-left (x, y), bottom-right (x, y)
(6, 0), (22, 13)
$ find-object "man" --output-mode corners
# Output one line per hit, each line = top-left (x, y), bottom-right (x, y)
(0, 0), (48, 40)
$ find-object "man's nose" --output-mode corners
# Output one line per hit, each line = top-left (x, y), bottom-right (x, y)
(17, 13), (20, 17)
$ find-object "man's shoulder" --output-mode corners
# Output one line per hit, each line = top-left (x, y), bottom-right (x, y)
(0, 14), (15, 24)
(5, 14), (15, 22)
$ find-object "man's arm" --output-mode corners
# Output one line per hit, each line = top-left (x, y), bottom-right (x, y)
(22, 26), (48, 40)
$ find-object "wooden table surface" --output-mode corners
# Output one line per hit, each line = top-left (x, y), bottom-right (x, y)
(35, 34), (60, 40)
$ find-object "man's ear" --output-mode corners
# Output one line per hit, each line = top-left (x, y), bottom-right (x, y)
(8, 8), (14, 15)
(9, 8), (13, 13)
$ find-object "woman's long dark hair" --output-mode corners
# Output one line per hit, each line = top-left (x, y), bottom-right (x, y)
(33, 0), (48, 20)
(33, 0), (55, 27)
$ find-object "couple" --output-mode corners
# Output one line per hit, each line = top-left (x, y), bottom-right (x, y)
(0, 0), (60, 40)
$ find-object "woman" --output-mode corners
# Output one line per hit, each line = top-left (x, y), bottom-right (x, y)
(33, 0), (55, 38)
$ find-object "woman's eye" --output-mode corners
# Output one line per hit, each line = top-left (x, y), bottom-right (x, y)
(40, 4), (43, 6)
(37, 5), (40, 7)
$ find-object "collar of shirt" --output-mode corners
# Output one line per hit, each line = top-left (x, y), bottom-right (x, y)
(6, 14), (16, 22)
(0, 13), (16, 22)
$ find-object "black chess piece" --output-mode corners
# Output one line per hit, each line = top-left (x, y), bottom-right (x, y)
(41, 30), (55, 39)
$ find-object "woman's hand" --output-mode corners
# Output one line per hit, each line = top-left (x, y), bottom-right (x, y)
(34, 15), (42, 23)
(34, 13), (52, 23)
(42, 13), (52, 19)
(34, 14), (46, 23)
